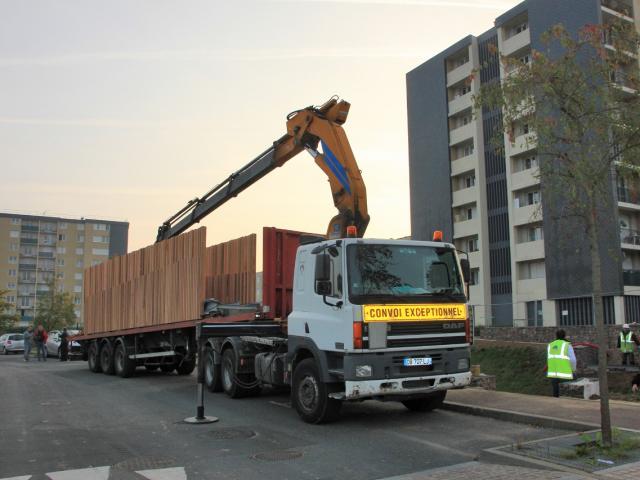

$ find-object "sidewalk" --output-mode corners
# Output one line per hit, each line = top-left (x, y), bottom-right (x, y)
(446, 388), (640, 431)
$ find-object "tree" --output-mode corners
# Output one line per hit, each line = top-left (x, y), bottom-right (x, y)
(473, 19), (640, 447)
(34, 280), (77, 332)
(0, 290), (18, 334)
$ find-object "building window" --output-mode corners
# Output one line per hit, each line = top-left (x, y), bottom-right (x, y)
(515, 189), (541, 208)
(524, 155), (538, 170)
(76, 224), (84, 231)
(8, 269), (16, 277)
(7, 282), (16, 289)
(77, 234), (85, 242)
(93, 223), (109, 231)
(469, 268), (480, 286)
(464, 174), (476, 188)
(58, 234), (66, 241)
(74, 273), (83, 280)
(519, 261), (545, 280)
(56, 258), (65, 266)
(91, 260), (101, 266)
(73, 285), (82, 293)
(8, 256), (17, 264)
(467, 237), (479, 252)
(56, 272), (64, 279)
(73, 296), (81, 305)
(57, 247), (66, 254)
(59, 222), (67, 229)
(514, 22), (528, 35)
(75, 248), (84, 255)
(92, 248), (109, 256)
(466, 208), (473, 220)
(6, 295), (16, 303)
(526, 300), (543, 326)
(92, 235), (109, 243)
(10, 243), (17, 251)
(463, 144), (474, 157)
(76, 260), (84, 268)
(9, 231), (19, 238)
(528, 225), (543, 242)
(10, 218), (20, 225)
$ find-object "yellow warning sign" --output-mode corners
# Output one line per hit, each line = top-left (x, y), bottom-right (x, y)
(362, 304), (468, 322)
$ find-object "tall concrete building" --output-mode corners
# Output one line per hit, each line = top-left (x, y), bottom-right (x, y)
(407, 0), (640, 327)
(0, 213), (128, 327)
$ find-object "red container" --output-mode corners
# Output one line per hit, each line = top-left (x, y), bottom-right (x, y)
(262, 227), (323, 320)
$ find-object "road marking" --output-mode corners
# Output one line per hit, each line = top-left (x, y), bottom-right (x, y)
(136, 467), (187, 480)
(269, 400), (291, 409)
(46, 466), (110, 480)
(385, 431), (477, 460)
(1, 476), (32, 480)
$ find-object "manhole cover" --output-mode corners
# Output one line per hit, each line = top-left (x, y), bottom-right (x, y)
(251, 450), (303, 461)
(207, 427), (256, 440)
(112, 455), (176, 471)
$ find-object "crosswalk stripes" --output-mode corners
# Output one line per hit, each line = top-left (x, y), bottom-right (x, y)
(0, 466), (188, 480)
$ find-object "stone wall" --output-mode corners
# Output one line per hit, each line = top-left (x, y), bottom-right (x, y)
(475, 325), (631, 349)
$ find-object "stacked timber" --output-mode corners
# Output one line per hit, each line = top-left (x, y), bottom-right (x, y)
(83, 227), (206, 335)
(204, 234), (256, 304)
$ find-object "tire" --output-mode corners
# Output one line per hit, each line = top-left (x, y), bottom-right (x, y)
(292, 358), (342, 424)
(88, 341), (102, 373)
(160, 364), (175, 373)
(401, 390), (447, 412)
(176, 357), (196, 375)
(204, 346), (223, 392)
(99, 342), (115, 375)
(113, 341), (136, 378)
(221, 348), (260, 398)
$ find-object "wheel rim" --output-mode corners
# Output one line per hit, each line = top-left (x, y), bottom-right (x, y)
(89, 345), (97, 367)
(222, 356), (233, 391)
(205, 351), (214, 385)
(297, 375), (319, 413)
(115, 346), (124, 372)
(101, 348), (109, 370)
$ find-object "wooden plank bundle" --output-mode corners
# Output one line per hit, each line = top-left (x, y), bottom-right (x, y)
(83, 227), (206, 335)
(204, 234), (256, 304)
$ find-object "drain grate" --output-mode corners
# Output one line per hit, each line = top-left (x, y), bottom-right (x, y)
(207, 427), (257, 440)
(112, 455), (176, 471)
(251, 450), (303, 462)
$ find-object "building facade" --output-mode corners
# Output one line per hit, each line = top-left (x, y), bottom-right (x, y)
(407, 0), (640, 327)
(0, 213), (128, 327)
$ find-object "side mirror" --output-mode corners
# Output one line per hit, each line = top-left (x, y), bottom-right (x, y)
(460, 258), (470, 283)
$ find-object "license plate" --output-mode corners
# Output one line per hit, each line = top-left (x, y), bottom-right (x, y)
(403, 357), (432, 367)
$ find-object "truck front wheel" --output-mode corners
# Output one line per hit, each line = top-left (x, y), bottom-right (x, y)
(401, 390), (447, 412)
(292, 358), (341, 424)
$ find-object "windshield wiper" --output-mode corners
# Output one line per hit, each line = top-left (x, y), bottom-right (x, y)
(419, 289), (464, 301)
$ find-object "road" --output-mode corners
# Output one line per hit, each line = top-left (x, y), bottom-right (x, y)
(0, 355), (568, 480)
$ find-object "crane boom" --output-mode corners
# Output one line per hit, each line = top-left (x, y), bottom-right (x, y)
(156, 97), (369, 242)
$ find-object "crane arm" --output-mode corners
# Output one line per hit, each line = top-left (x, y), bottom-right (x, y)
(156, 97), (369, 242)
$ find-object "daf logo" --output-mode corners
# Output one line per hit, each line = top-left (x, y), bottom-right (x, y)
(442, 322), (464, 329)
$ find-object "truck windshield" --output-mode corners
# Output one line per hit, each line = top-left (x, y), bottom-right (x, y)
(347, 244), (465, 304)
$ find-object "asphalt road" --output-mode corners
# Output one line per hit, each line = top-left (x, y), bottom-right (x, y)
(0, 354), (567, 480)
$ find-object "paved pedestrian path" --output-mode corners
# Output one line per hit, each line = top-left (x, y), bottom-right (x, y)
(0, 466), (186, 480)
(447, 388), (640, 430)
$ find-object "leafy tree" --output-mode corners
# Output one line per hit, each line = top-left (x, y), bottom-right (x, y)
(34, 280), (77, 332)
(0, 290), (18, 334)
(473, 18), (640, 447)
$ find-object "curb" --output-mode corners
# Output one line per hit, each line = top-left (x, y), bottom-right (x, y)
(442, 401), (600, 431)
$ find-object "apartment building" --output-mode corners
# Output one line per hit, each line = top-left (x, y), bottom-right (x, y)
(0, 213), (128, 327)
(407, 0), (640, 327)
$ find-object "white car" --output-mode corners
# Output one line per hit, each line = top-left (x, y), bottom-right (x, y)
(0, 333), (25, 355)
(46, 330), (81, 359)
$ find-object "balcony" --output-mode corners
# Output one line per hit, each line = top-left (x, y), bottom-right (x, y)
(514, 239), (545, 262)
(452, 186), (478, 208)
(508, 133), (537, 156)
(448, 93), (472, 116)
(453, 217), (480, 239)
(513, 203), (541, 226)
(447, 61), (473, 87)
(624, 269), (640, 286)
(450, 155), (476, 177)
(620, 227), (640, 250)
(618, 185), (640, 209)
(38, 252), (54, 259)
(21, 225), (39, 232)
(19, 252), (36, 259)
(502, 29), (531, 57)
(20, 238), (38, 245)
(449, 123), (474, 146)
(18, 264), (36, 271)
(602, 0), (634, 21)
(516, 278), (546, 296)
(18, 278), (36, 284)
(511, 168), (539, 191)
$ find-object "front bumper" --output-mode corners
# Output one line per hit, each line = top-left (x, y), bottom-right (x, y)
(343, 371), (471, 400)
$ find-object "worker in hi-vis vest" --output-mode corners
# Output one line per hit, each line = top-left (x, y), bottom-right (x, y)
(547, 329), (576, 398)
(616, 323), (640, 366)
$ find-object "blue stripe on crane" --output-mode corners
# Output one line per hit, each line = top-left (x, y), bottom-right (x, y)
(320, 141), (352, 195)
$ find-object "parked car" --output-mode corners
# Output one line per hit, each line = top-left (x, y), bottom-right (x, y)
(0, 333), (25, 355)
(46, 330), (82, 359)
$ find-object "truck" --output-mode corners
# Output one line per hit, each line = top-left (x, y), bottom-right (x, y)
(76, 97), (472, 423)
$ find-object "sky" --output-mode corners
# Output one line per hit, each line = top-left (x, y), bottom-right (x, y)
(0, 0), (521, 252)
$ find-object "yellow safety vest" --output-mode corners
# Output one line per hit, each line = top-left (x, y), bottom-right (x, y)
(547, 339), (573, 379)
(620, 331), (635, 354)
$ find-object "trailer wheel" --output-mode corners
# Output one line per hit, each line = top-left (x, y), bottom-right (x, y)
(221, 348), (260, 398)
(205, 346), (223, 392)
(401, 391), (446, 412)
(292, 358), (341, 424)
(114, 341), (136, 378)
(100, 342), (115, 375)
(176, 358), (196, 375)
(88, 341), (102, 373)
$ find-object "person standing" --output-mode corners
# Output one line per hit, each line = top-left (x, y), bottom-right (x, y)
(617, 324), (639, 366)
(547, 329), (576, 398)
(59, 328), (69, 361)
(33, 325), (48, 362)
(23, 326), (33, 362)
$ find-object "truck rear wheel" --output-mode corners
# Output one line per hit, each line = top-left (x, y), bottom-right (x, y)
(292, 358), (341, 424)
(205, 346), (223, 392)
(88, 341), (102, 373)
(221, 348), (260, 398)
(100, 342), (115, 375)
(176, 357), (196, 375)
(401, 390), (446, 412)
(114, 341), (136, 378)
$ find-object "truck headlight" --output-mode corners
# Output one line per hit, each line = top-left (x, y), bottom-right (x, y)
(355, 365), (372, 377)
(458, 358), (469, 370)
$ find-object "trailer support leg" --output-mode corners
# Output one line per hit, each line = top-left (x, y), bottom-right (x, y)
(184, 324), (218, 425)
